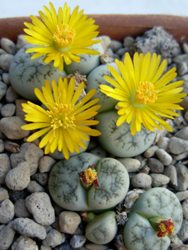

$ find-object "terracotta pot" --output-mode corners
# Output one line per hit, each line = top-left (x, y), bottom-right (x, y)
(0, 15), (188, 41)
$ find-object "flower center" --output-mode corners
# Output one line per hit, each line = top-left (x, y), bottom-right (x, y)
(47, 103), (75, 130)
(53, 24), (75, 47)
(136, 81), (158, 104)
(79, 167), (99, 188)
(157, 219), (174, 237)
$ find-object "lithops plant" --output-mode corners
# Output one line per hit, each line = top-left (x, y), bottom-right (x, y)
(85, 211), (117, 244)
(87, 63), (117, 112)
(48, 152), (129, 211)
(65, 42), (104, 75)
(97, 111), (156, 157)
(124, 187), (183, 250)
(9, 45), (66, 101)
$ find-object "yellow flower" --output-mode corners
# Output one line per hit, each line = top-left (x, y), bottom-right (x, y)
(21, 77), (101, 159)
(100, 52), (186, 135)
(79, 167), (99, 188)
(24, 2), (100, 70)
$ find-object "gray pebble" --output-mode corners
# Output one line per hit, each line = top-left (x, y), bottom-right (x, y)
(1, 38), (16, 54)
(118, 158), (141, 172)
(16, 34), (28, 50)
(169, 137), (188, 154)
(0, 199), (14, 224)
(90, 146), (107, 158)
(156, 136), (170, 150)
(177, 62), (188, 76)
(1, 103), (16, 117)
(174, 152), (188, 161)
(2, 72), (10, 85)
(70, 235), (86, 248)
(155, 148), (172, 166)
(59, 211), (81, 234)
(144, 145), (158, 158)
(109, 40), (122, 51)
(123, 189), (143, 209)
(116, 48), (128, 57)
(4, 140), (20, 153)
(27, 180), (44, 193)
(5, 86), (18, 102)
(0, 153), (11, 184)
(12, 218), (47, 240)
(178, 220), (188, 241)
(150, 174), (170, 187)
(39, 156), (56, 173)
(181, 96), (188, 111)
(175, 127), (188, 140)
(176, 191), (188, 201)
(10, 142), (43, 175)
(32, 173), (48, 186)
(15, 199), (30, 218)
(25, 192), (55, 226)
(131, 173), (152, 189)
(164, 165), (178, 186)
(0, 116), (29, 140)
(148, 158), (164, 173)
(11, 236), (39, 250)
(0, 187), (9, 202)
(0, 224), (15, 250)
(0, 48), (6, 56)
(40, 246), (51, 250)
(0, 81), (7, 100)
(184, 110), (188, 122)
(85, 244), (108, 250)
(42, 229), (65, 248)
(176, 164), (188, 191)
(172, 245), (188, 250)
(182, 199), (188, 220)
(0, 54), (14, 71)
(15, 99), (27, 119)
(0, 139), (4, 152)
(5, 161), (30, 190)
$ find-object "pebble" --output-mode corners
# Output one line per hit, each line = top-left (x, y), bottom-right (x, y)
(59, 211), (81, 234)
(173, 246), (188, 250)
(10, 142), (43, 175)
(123, 189), (143, 209)
(27, 180), (45, 193)
(0, 187), (9, 202)
(12, 218), (47, 240)
(176, 191), (188, 201)
(0, 139), (4, 152)
(131, 173), (152, 189)
(1, 38), (16, 54)
(5, 86), (18, 102)
(176, 164), (188, 191)
(0, 224), (15, 250)
(0, 48), (6, 56)
(16, 34), (28, 50)
(118, 158), (141, 172)
(4, 140), (20, 153)
(164, 165), (178, 186)
(181, 96), (188, 111)
(168, 137), (188, 154)
(150, 174), (170, 187)
(15, 99), (27, 119)
(70, 235), (86, 248)
(0, 153), (11, 184)
(109, 40), (123, 51)
(182, 199), (188, 220)
(0, 54), (14, 71)
(0, 199), (14, 224)
(144, 145), (158, 158)
(155, 148), (172, 165)
(40, 246), (52, 250)
(15, 199), (30, 218)
(11, 236), (39, 250)
(85, 244), (108, 250)
(0, 116), (29, 140)
(147, 158), (164, 173)
(177, 61), (188, 76)
(178, 220), (188, 241)
(1, 103), (15, 117)
(42, 229), (65, 248)
(2, 72), (10, 85)
(0, 81), (7, 100)
(5, 161), (30, 190)
(32, 173), (48, 185)
(39, 156), (56, 173)
(175, 127), (188, 140)
(156, 136), (170, 150)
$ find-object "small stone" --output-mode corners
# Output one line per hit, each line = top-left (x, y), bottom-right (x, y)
(90, 146), (107, 158)
(175, 127), (188, 140)
(0, 81), (7, 100)
(155, 148), (172, 166)
(15, 99), (27, 119)
(2, 72), (10, 85)
(0, 153), (11, 184)
(59, 211), (81, 234)
(181, 96), (188, 111)
(16, 34), (28, 50)
(151, 174), (170, 187)
(177, 62), (188, 76)
(123, 36), (135, 48)
(131, 173), (152, 189)
(109, 40), (123, 51)
(156, 136), (170, 150)
(116, 48), (128, 57)
(169, 137), (188, 154)
(1, 38), (16, 54)
(15, 199), (30, 218)
(0, 187), (9, 202)
(0, 54), (13, 71)
(11, 236), (39, 250)
(173, 245), (188, 250)
(5, 86), (18, 102)
(164, 165), (178, 186)
(5, 161), (30, 190)
(0, 116), (29, 140)
(32, 173), (48, 186)
(1, 103), (16, 117)
(0, 48), (6, 56)
(185, 110), (188, 122)
(27, 180), (44, 193)
(12, 218), (47, 240)
(0, 139), (4, 152)
(118, 158), (141, 172)
(178, 220), (188, 241)
(9, 190), (28, 202)
(39, 156), (56, 173)
(176, 191), (188, 201)
(148, 158), (164, 173)
(85, 244), (108, 250)
(42, 229), (65, 248)
(10, 142), (43, 175)
(25, 192), (55, 226)
(144, 145), (158, 158)
(182, 199), (188, 220)
(0, 199), (14, 224)
(123, 189), (144, 209)
(176, 164), (188, 191)
(40, 246), (51, 250)
(70, 235), (86, 248)
(174, 152), (188, 161)
(0, 224), (15, 250)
